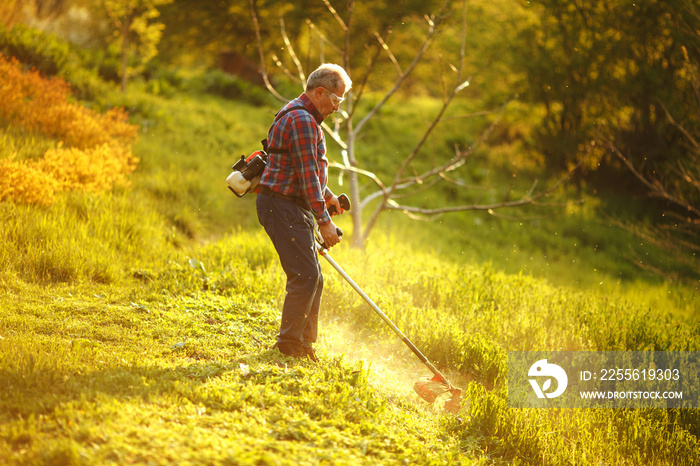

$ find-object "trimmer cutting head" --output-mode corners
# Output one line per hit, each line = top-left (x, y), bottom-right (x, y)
(414, 374), (463, 413)
(315, 229), (463, 414)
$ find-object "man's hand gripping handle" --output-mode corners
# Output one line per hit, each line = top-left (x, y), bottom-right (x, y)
(318, 194), (350, 250)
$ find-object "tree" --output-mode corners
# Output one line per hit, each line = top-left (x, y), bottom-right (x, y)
(0, 0), (70, 28)
(600, 95), (700, 281)
(514, 0), (700, 181)
(251, 0), (582, 248)
(158, 0), (257, 67)
(104, 0), (172, 93)
(514, 0), (700, 279)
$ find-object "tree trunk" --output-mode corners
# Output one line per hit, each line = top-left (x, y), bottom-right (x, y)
(120, 15), (130, 94)
(345, 118), (364, 248)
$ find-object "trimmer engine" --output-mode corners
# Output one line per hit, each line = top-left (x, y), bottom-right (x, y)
(227, 150), (267, 197)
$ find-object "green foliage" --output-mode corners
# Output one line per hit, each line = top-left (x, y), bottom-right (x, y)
(513, 0), (700, 178)
(103, 0), (173, 91)
(0, 124), (57, 162)
(159, 0), (446, 73)
(0, 246), (471, 464)
(0, 22), (112, 101)
(316, 234), (698, 465)
(122, 88), (275, 236)
(185, 69), (274, 106)
(453, 386), (700, 465)
(1, 224), (697, 464)
(0, 191), (172, 284)
(0, 22), (75, 76)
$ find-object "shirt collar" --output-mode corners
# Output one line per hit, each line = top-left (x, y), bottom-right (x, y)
(298, 93), (324, 124)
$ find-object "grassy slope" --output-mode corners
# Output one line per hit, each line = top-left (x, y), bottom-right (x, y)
(0, 224), (481, 464)
(0, 277), (465, 465)
(1, 80), (699, 464)
(2, 228), (698, 465)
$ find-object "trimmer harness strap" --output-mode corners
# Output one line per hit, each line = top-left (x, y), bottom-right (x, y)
(262, 105), (308, 154)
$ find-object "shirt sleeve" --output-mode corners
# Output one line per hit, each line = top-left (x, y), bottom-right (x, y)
(288, 113), (331, 225)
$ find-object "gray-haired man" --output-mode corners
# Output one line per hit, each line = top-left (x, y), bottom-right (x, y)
(257, 63), (352, 361)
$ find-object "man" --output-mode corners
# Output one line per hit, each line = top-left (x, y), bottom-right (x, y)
(256, 63), (352, 361)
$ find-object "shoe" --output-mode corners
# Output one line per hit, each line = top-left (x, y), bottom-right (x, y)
(304, 346), (318, 362)
(272, 341), (308, 359)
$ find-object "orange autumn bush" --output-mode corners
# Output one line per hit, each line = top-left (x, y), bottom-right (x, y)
(0, 156), (60, 206)
(0, 54), (139, 205)
(38, 143), (139, 193)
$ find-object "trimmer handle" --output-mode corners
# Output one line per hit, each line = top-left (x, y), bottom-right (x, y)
(328, 193), (350, 216)
(316, 227), (343, 251)
(317, 193), (348, 250)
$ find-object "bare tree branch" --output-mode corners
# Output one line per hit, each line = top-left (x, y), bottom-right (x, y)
(280, 17), (306, 86)
(374, 31), (402, 76)
(385, 155), (587, 216)
(438, 172), (488, 191)
(485, 209), (560, 222)
(251, 0), (584, 249)
(272, 53), (302, 84)
(602, 139), (700, 218)
(250, 0), (287, 103)
(320, 120), (347, 150)
(596, 95), (699, 281)
(305, 19), (344, 55)
(396, 98), (512, 187)
(321, 0), (347, 31)
(346, 11), (404, 119)
(328, 161), (386, 191)
(658, 99), (700, 151)
(354, 6), (446, 135)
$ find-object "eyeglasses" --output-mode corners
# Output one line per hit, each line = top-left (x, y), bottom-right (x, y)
(323, 88), (345, 106)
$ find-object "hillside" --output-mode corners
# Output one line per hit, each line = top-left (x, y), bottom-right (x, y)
(0, 27), (699, 465)
(1, 227), (698, 464)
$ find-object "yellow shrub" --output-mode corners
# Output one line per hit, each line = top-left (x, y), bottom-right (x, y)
(0, 53), (140, 205)
(38, 143), (139, 192)
(38, 101), (138, 149)
(0, 156), (60, 206)
(0, 55), (70, 128)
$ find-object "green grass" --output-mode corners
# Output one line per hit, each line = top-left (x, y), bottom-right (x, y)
(0, 190), (174, 284)
(0, 236), (472, 465)
(1, 228), (698, 464)
(1, 64), (699, 464)
(118, 83), (278, 236)
(0, 124), (58, 162)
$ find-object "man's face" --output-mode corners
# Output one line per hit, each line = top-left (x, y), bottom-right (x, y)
(316, 84), (347, 119)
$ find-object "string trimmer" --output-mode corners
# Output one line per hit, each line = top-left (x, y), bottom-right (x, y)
(318, 195), (463, 413)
